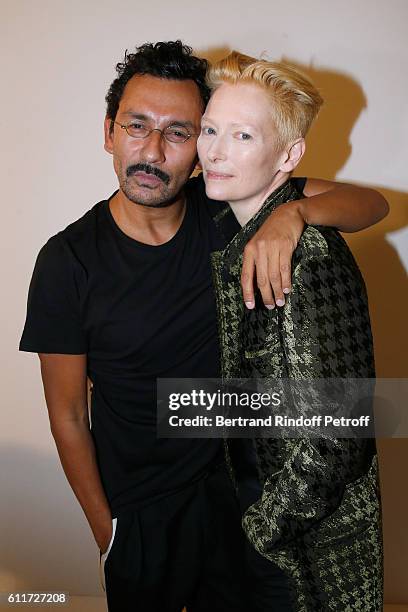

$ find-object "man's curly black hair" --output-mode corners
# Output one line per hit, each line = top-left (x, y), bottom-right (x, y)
(105, 41), (210, 124)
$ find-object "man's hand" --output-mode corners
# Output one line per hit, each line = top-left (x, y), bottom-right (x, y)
(241, 201), (305, 309)
(240, 177), (389, 309)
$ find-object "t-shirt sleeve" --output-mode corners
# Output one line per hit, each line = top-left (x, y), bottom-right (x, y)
(19, 235), (87, 354)
(292, 176), (307, 194)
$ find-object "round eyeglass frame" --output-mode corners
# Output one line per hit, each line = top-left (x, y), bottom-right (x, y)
(112, 120), (199, 143)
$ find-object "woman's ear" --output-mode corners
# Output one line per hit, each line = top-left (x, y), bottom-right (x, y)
(279, 138), (305, 173)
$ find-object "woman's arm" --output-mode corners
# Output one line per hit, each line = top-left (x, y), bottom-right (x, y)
(241, 179), (389, 309)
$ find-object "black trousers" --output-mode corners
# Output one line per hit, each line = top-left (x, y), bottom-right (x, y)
(103, 463), (248, 612)
(232, 438), (294, 612)
(245, 539), (294, 612)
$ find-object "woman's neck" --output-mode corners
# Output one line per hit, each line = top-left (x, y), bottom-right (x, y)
(228, 173), (289, 227)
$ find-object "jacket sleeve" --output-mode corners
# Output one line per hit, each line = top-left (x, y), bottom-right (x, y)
(242, 227), (376, 553)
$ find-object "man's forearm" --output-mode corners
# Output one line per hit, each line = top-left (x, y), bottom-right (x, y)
(50, 418), (112, 551)
(239, 178), (388, 309)
(301, 180), (389, 232)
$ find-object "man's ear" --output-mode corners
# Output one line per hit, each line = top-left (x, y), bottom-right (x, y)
(279, 138), (305, 173)
(104, 116), (114, 154)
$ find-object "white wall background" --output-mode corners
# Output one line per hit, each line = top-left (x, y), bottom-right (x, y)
(1, 0), (407, 602)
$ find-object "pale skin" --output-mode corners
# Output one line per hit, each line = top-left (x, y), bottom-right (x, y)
(198, 81), (388, 309)
(38, 74), (388, 554)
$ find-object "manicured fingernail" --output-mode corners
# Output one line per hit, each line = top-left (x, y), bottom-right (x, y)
(283, 288), (290, 294)
(245, 301), (255, 309)
(276, 299), (285, 307)
(266, 304), (275, 310)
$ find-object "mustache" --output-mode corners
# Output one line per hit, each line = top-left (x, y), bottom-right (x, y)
(126, 163), (170, 185)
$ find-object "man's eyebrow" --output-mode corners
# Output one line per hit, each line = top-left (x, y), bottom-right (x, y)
(121, 112), (195, 129)
(121, 112), (149, 121)
(168, 120), (195, 129)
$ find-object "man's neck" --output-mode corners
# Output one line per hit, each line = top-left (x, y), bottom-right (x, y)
(109, 189), (186, 246)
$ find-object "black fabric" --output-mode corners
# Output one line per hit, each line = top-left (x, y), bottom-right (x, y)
(245, 540), (294, 612)
(292, 175), (306, 193)
(19, 174), (307, 515)
(231, 439), (294, 611)
(20, 176), (227, 513)
(103, 464), (247, 612)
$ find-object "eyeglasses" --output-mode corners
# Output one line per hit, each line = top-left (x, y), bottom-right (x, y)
(112, 120), (199, 144)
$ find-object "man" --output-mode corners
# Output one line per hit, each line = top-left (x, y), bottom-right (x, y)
(19, 41), (387, 612)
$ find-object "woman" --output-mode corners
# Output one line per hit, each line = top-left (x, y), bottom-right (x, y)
(197, 52), (383, 611)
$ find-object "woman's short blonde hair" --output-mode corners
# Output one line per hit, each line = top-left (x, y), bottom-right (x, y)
(206, 51), (323, 150)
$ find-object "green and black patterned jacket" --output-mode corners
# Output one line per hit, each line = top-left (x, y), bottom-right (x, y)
(210, 179), (383, 611)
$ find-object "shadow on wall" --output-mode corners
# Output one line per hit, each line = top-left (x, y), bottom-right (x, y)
(279, 62), (408, 604)
(349, 189), (408, 603)
(293, 63), (367, 181)
(0, 444), (102, 596)
(282, 62), (408, 604)
(200, 48), (408, 603)
(283, 61), (408, 380)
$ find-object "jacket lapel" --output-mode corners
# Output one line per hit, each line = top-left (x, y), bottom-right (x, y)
(211, 179), (302, 379)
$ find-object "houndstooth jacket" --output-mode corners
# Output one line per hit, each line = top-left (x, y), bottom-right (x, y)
(210, 179), (383, 611)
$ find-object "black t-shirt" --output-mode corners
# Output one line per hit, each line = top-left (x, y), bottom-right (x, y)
(20, 175), (306, 514)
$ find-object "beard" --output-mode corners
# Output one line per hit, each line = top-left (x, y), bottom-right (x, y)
(119, 162), (177, 208)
